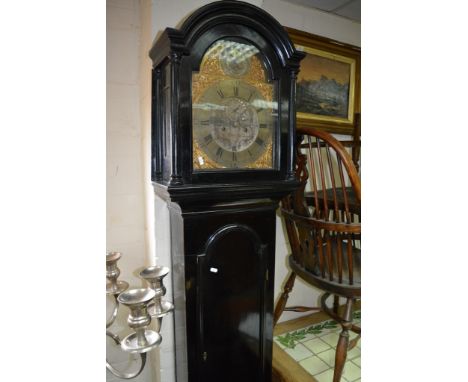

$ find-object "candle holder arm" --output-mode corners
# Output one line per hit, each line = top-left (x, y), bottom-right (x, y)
(106, 330), (147, 379)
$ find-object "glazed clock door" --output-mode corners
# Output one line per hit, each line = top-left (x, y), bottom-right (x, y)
(198, 225), (268, 382)
(192, 39), (278, 171)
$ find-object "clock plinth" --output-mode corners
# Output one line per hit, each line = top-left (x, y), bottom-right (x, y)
(150, 1), (304, 381)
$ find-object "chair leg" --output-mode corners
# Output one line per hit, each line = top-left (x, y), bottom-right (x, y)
(333, 298), (354, 382)
(333, 294), (340, 314)
(273, 272), (296, 326)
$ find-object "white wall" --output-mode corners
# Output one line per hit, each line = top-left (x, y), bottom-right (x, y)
(107, 1), (159, 381)
(107, 1), (360, 381)
(263, 0), (360, 46)
(107, 0), (152, 285)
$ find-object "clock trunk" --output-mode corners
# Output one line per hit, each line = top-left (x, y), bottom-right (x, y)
(169, 200), (276, 382)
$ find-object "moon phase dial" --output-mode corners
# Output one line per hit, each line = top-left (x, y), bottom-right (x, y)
(193, 80), (274, 169)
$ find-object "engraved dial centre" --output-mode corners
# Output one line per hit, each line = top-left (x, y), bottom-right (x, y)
(212, 97), (259, 152)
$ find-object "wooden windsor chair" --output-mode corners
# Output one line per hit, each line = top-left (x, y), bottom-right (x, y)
(274, 127), (361, 382)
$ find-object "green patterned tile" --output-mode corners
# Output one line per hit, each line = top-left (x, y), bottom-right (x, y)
(273, 337), (287, 349)
(300, 332), (320, 342)
(275, 319), (339, 349)
(277, 310), (361, 381)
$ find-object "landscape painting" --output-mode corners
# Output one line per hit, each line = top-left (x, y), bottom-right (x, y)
(296, 46), (355, 124)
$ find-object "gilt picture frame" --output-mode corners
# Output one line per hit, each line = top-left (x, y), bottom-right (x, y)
(285, 27), (361, 134)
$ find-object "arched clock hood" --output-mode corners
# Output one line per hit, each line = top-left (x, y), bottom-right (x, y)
(149, 1), (304, 70)
(150, 0), (305, 205)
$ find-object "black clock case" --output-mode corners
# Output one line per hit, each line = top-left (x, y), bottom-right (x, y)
(149, 2), (304, 381)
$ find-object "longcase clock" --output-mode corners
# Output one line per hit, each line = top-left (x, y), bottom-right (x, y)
(149, 2), (304, 381)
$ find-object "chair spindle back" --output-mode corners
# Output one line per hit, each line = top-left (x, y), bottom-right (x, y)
(282, 127), (361, 290)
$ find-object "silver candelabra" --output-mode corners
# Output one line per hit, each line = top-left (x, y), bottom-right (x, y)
(106, 252), (174, 379)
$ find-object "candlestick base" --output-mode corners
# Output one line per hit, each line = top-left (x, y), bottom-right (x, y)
(121, 330), (162, 354)
(148, 300), (174, 318)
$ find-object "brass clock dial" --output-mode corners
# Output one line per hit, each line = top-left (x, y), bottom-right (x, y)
(193, 79), (273, 169)
(192, 39), (276, 171)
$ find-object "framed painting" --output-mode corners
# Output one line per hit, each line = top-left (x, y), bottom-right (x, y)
(285, 27), (361, 134)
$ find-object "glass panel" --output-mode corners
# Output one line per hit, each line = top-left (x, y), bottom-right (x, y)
(192, 39), (277, 171)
